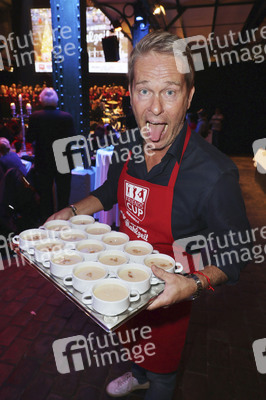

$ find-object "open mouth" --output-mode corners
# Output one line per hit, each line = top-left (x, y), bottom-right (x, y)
(146, 121), (168, 142)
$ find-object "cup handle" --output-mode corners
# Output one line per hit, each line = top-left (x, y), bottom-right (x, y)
(152, 250), (159, 254)
(129, 290), (140, 302)
(175, 262), (183, 273)
(12, 235), (19, 245)
(38, 225), (45, 230)
(150, 276), (160, 285)
(63, 275), (73, 286)
(82, 292), (93, 305)
(28, 248), (35, 255)
(108, 271), (116, 278)
(42, 260), (50, 268)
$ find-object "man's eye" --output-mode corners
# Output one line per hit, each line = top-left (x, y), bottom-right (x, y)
(140, 89), (149, 95)
(166, 90), (175, 96)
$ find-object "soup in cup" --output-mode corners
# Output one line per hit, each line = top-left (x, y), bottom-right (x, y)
(34, 239), (65, 264)
(85, 222), (111, 239)
(116, 264), (153, 294)
(12, 228), (50, 252)
(102, 231), (129, 250)
(42, 220), (71, 238)
(59, 229), (88, 249)
(63, 261), (108, 293)
(82, 278), (140, 316)
(123, 240), (155, 263)
(69, 215), (95, 229)
(49, 250), (84, 278)
(97, 250), (129, 271)
(144, 253), (183, 283)
(75, 239), (106, 261)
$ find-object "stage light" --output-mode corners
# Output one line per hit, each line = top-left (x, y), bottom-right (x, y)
(113, 20), (122, 32)
(153, 5), (166, 16)
(134, 2), (145, 22)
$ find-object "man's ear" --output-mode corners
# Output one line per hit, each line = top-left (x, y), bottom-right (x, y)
(129, 84), (132, 106)
(187, 86), (195, 109)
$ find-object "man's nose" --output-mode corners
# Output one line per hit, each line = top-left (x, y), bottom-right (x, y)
(149, 95), (163, 115)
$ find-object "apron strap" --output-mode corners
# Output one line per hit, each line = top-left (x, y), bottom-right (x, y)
(168, 126), (192, 188)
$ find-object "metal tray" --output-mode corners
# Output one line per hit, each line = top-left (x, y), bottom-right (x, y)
(19, 250), (165, 332)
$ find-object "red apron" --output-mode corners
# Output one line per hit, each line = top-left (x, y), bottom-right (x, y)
(117, 126), (192, 373)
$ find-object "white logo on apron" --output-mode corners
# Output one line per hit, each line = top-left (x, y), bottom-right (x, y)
(124, 181), (149, 222)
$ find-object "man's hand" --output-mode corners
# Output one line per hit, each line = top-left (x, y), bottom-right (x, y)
(45, 195), (104, 223)
(147, 264), (228, 311)
(45, 207), (73, 222)
(147, 265), (196, 310)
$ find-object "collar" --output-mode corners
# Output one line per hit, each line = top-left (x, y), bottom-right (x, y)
(163, 121), (188, 164)
(44, 106), (56, 110)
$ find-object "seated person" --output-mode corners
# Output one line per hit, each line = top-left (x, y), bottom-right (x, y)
(0, 137), (27, 176)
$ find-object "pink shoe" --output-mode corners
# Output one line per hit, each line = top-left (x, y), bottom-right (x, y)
(106, 372), (150, 397)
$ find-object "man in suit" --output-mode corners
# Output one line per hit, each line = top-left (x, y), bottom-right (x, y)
(27, 87), (75, 222)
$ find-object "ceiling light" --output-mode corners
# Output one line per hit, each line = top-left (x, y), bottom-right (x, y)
(113, 20), (122, 31)
(153, 5), (166, 16)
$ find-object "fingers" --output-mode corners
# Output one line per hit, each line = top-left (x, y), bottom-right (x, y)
(151, 265), (172, 282)
(147, 294), (168, 310)
(45, 208), (72, 223)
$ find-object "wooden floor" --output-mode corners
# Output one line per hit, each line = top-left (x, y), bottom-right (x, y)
(0, 156), (265, 400)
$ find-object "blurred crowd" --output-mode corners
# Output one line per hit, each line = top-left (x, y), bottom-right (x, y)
(0, 82), (48, 112)
(89, 84), (128, 103)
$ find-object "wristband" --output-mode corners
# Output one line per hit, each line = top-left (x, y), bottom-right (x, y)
(196, 271), (215, 291)
(69, 204), (77, 216)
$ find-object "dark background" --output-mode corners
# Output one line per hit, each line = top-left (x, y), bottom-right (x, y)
(0, 0), (265, 156)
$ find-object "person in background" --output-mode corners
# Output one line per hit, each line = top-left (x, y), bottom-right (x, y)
(195, 108), (211, 142)
(26, 88), (75, 223)
(0, 137), (27, 176)
(210, 107), (224, 148)
(186, 112), (197, 131)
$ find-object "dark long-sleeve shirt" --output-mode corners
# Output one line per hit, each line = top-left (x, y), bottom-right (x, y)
(92, 122), (251, 284)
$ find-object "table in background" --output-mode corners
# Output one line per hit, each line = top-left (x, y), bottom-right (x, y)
(69, 166), (96, 204)
(94, 147), (120, 227)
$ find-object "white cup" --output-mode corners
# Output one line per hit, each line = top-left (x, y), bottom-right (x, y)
(33, 239), (65, 264)
(58, 229), (88, 249)
(63, 261), (108, 293)
(69, 215), (95, 229)
(82, 278), (140, 316)
(85, 222), (111, 240)
(115, 263), (154, 294)
(97, 249), (129, 272)
(144, 253), (183, 283)
(75, 239), (106, 261)
(12, 228), (50, 253)
(123, 240), (155, 263)
(41, 220), (71, 238)
(48, 249), (84, 278)
(101, 231), (129, 251)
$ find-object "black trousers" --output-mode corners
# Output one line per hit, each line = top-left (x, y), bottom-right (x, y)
(36, 170), (71, 223)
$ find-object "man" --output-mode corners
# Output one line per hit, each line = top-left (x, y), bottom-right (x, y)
(26, 87), (75, 223)
(210, 107), (224, 148)
(48, 31), (250, 399)
(0, 137), (27, 176)
(195, 108), (210, 141)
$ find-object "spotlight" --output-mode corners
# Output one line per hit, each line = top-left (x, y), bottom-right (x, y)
(113, 20), (122, 32)
(134, 2), (145, 22)
(153, 5), (166, 16)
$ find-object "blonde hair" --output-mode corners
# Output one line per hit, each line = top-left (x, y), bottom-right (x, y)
(128, 31), (195, 91)
(39, 87), (58, 107)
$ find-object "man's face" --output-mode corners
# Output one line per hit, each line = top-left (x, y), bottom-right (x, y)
(130, 51), (195, 151)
